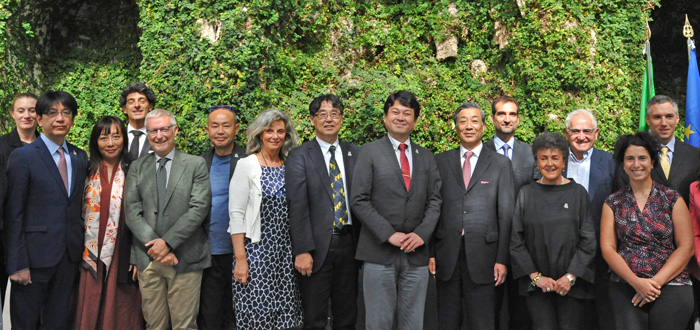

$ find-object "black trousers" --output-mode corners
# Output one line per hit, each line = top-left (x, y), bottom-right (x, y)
(525, 290), (586, 330)
(609, 281), (693, 330)
(198, 253), (235, 330)
(496, 270), (532, 330)
(437, 239), (496, 330)
(299, 231), (357, 330)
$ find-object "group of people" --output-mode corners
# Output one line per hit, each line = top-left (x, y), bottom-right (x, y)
(0, 83), (698, 330)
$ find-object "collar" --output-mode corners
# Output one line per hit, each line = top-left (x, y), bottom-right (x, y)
(40, 134), (69, 154)
(316, 136), (340, 153)
(661, 136), (676, 153)
(568, 147), (593, 163)
(493, 135), (514, 151)
(387, 134), (411, 152)
(127, 123), (147, 134)
(460, 142), (483, 159)
(155, 148), (176, 162)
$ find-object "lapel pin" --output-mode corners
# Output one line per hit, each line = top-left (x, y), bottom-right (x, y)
(234, 153), (239, 158)
(415, 149), (419, 154)
(564, 203), (569, 209)
(348, 151), (352, 157)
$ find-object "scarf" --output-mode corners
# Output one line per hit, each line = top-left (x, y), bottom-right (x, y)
(81, 164), (125, 278)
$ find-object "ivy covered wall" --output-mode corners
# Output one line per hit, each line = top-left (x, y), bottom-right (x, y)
(0, 0), (673, 154)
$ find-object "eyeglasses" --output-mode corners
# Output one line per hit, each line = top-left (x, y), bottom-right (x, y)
(147, 125), (174, 136)
(567, 128), (596, 135)
(45, 110), (73, 119)
(314, 112), (341, 120)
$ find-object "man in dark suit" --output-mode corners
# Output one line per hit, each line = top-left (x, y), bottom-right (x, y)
(431, 102), (514, 329)
(484, 96), (535, 330)
(125, 109), (212, 329)
(4, 91), (88, 329)
(563, 109), (616, 330)
(614, 95), (700, 202)
(287, 94), (360, 330)
(351, 91), (441, 330)
(198, 105), (246, 330)
(119, 82), (156, 160)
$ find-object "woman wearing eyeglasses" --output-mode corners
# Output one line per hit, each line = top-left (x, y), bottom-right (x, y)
(228, 109), (302, 330)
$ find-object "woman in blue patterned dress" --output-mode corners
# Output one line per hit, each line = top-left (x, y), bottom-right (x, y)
(601, 132), (693, 330)
(228, 109), (302, 329)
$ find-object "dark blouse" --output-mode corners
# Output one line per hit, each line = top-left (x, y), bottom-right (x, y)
(605, 181), (691, 285)
(510, 180), (597, 299)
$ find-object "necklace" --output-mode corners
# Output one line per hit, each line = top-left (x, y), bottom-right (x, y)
(539, 175), (564, 185)
(260, 152), (284, 181)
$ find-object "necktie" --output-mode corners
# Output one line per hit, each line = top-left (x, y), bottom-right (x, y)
(157, 157), (170, 211)
(660, 146), (670, 179)
(463, 151), (474, 189)
(129, 130), (144, 160)
(399, 144), (411, 191)
(57, 147), (69, 193)
(501, 144), (511, 159)
(329, 146), (347, 229)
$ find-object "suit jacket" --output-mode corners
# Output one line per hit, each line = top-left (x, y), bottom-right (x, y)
(433, 146), (515, 284)
(200, 145), (247, 235)
(350, 136), (442, 266)
(0, 128), (38, 226)
(4, 137), (87, 273)
(125, 149), (212, 273)
(484, 138), (537, 195)
(127, 128), (152, 159)
(563, 148), (615, 224)
(287, 139), (360, 273)
(614, 139), (699, 203)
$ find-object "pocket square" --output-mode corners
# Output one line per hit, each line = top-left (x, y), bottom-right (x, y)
(480, 181), (489, 184)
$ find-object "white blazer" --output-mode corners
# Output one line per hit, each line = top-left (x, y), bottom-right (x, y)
(228, 155), (263, 243)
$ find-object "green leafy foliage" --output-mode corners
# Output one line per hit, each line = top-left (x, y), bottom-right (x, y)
(0, 0), (662, 154)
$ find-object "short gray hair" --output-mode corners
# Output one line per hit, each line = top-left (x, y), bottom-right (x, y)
(246, 108), (299, 160)
(646, 95), (679, 116)
(145, 108), (177, 128)
(453, 102), (485, 125)
(565, 109), (597, 129)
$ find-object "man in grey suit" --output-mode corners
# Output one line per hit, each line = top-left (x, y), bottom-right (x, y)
(351, 91), (442, 330)
(120, 82), (155, 159)
(484, 96), (535, 330)
(125, 109), (212, 330)
(431, 102), (515, 330)
(563, 109), (615, 330)
(287, 94), (360, 330)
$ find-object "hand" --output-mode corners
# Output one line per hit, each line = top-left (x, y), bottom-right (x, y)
(10, 269), (31, 285)
(400, 233), (425, 253)
(554, 274), (574, 296)
(429, 257), (436, 278)
(129, 264), (138, 281)
(159, 252), (179, 267)
(536, 275), (558, 293)
(295, 252), (313, 276)
(631, 278), (661, 307)
(145, 238), (170, 261)
(234, 258), (249, 285)
(494, 263), (507, 286)
(388, 232), (406, 247)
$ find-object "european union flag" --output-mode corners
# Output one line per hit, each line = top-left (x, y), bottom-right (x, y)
(685, 42), (700, 147)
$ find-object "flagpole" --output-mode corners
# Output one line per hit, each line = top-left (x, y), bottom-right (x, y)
(685, 15), (694, 59)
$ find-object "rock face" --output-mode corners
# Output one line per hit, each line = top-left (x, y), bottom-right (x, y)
(197, 19), (222, 43)
(436, 35), (458, 60)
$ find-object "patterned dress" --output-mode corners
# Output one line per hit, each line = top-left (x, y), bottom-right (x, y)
(605, 181), (691, 285)
(233, 165), (303, 330)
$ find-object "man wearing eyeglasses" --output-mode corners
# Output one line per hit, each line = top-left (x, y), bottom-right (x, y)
(119, 82), (156, 160)
(286, 94), (360, 330)
(198, 105), (247, 330)
(125, 109), (212, 330)
(4, 91), (88, 329)
(563, 109), (615, 330)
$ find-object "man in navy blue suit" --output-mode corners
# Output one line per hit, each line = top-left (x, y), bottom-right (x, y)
(563, 109), (615, 330)
(4, 91), (88, 330)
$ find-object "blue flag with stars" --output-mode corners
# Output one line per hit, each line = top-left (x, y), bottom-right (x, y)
(686, 43), (700, 147)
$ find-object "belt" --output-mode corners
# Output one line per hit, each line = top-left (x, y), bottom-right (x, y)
(332, 225), (352, 235)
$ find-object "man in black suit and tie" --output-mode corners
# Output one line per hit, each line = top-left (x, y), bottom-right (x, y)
(198, 105), (247, 330)
(484, 96), (535, 330)
(287, 94), (360, 330)
(351, 91), (441, 330)
(119, 82), (156, 160)
(614, 95), (699, 203)
(563, 109), (616, 330)
(431, 102), (514, 330)
(4, 91), (88, 329)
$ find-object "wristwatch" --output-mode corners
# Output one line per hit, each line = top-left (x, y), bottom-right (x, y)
(566, 273), (576, 286)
